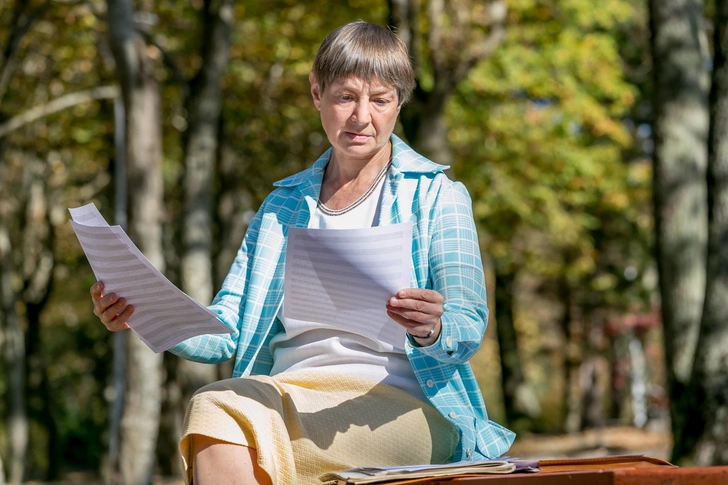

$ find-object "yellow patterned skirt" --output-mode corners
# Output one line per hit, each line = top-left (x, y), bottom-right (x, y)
(179, 369), (458, 485)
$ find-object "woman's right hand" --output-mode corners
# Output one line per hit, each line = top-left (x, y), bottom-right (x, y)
(90, 281), (134, 331)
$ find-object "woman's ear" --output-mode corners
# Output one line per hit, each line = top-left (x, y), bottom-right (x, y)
(309, 71), (322, 110)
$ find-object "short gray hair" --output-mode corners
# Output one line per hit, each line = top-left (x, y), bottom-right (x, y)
(312, 21), (416, 105)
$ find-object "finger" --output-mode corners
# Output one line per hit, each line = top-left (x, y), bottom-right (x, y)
(90, 281), (105, 301)
(396, 288), (444, 304)
(387, 310), (435, 335)
(388, 296), (431, 312)
(387, 297), (442, 322)
(94, 293), (120, 317)
(387, 297), (442, 319)
(100, 297), (128, 323)
(107, 305), (134, 331)
(387, 306), (436, 325)
(386, 310), (418, 330)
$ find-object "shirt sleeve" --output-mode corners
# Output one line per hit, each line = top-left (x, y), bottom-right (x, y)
(168, 202), (266, 363)
(410, 180), (488, 364)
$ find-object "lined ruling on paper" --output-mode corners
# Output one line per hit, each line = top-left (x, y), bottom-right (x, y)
(69, 203), (231, 353)
(284, 223), (413, 349)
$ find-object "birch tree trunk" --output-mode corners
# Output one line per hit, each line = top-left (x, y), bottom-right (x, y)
(107, 0), (165, 483)
(0, 4), (45, 482)
(181, 0), (233, 308)
(692, 0), (728, 465)
(648, 0), (709, 462)
(21, 155), (58, 480)
(154, 2), (236, 475)
(178, 0), (234, 406)
(0, 224), (27, 485)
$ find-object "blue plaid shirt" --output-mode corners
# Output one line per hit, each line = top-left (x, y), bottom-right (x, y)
(171, 134), (515, 461)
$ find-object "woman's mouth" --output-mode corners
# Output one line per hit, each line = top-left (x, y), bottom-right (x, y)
(346, 132), (371, 142)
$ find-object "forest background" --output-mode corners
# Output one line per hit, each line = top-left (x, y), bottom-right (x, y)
(1, 0), (727, 484)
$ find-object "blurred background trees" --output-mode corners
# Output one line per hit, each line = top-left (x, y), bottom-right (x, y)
(0, 0), (724, 483)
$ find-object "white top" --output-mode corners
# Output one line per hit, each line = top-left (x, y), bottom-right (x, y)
(270, 169), (426, 401)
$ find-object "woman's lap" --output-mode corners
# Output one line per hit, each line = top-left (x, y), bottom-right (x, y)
(180, 369), (458, 485)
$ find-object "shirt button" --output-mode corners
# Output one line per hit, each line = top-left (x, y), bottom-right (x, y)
(445, 336), (453, 347)
(466, 448), (473, 458)
(449, 412), (457, 419)
(426, 379), (435, 388)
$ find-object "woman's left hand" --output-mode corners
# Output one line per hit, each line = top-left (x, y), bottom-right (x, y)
(386, 288), (443, 346)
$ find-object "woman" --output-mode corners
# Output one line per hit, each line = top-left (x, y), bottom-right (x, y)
(91, 20), (514, 485)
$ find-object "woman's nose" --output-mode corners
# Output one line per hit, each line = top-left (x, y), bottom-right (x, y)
(351, 101), (372, 124)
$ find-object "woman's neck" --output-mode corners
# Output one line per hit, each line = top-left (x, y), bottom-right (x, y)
(319, 143), (392, 211)
(326, 143), (392, 185)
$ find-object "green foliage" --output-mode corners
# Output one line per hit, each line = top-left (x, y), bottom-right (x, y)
(451, 0), (653, 424)
(452, 0), (648, 296)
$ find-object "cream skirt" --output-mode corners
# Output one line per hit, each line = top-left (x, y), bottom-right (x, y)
(179, 369), (459, 485)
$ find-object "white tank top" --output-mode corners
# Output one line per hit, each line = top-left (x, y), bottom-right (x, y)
(269, 166), (426, 400)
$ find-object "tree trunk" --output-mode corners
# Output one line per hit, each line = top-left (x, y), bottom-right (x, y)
(648, 0), (709, 462)
(0, 223), (27, 485)
(212, 138), (252, 380)
(215, 138), (254, 289)
(627, 334), (648, 428)
(400, 92), (451, 165)
(20, 154), (58, 480)
(163, 1), (236, 474)
(691, 0), (728, 466)
(107, 0), (165, 483)
(494, 268), (540, 428)
(0, 5), (45, 481)
(580, 354), (608, 429)
(495, 269), (522, 427)
(560, 279), (583, 433)
(178, 0), (234, 417)
(0, 0), (48, 110)
(105, 94), (127, 485)
(181, 0), (233, 308)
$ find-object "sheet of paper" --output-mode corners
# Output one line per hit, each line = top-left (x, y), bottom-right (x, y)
(319, 459), (516, 484)
(69, 203), (231, 353)
(284, 223), (412, 349)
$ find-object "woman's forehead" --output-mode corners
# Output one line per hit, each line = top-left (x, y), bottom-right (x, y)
(328, 75), (396, 93)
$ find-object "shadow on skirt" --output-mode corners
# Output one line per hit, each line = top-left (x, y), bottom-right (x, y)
(179, 369), (459, 485)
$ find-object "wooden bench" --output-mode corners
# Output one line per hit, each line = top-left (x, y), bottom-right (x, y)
(406, 466), (728, 484)
(380, 456), (728, 485)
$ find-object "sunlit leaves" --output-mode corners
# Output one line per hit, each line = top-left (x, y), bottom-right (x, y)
(451, 0), (650, 310)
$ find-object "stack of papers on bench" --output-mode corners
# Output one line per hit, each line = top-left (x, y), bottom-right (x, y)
(320, 459), (516, 484)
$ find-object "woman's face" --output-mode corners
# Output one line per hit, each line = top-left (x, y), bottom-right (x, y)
(310, 73), (401, 165)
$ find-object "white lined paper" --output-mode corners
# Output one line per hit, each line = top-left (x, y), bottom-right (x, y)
(69, 203), (231, 353)
(284, 223), (412, 348)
